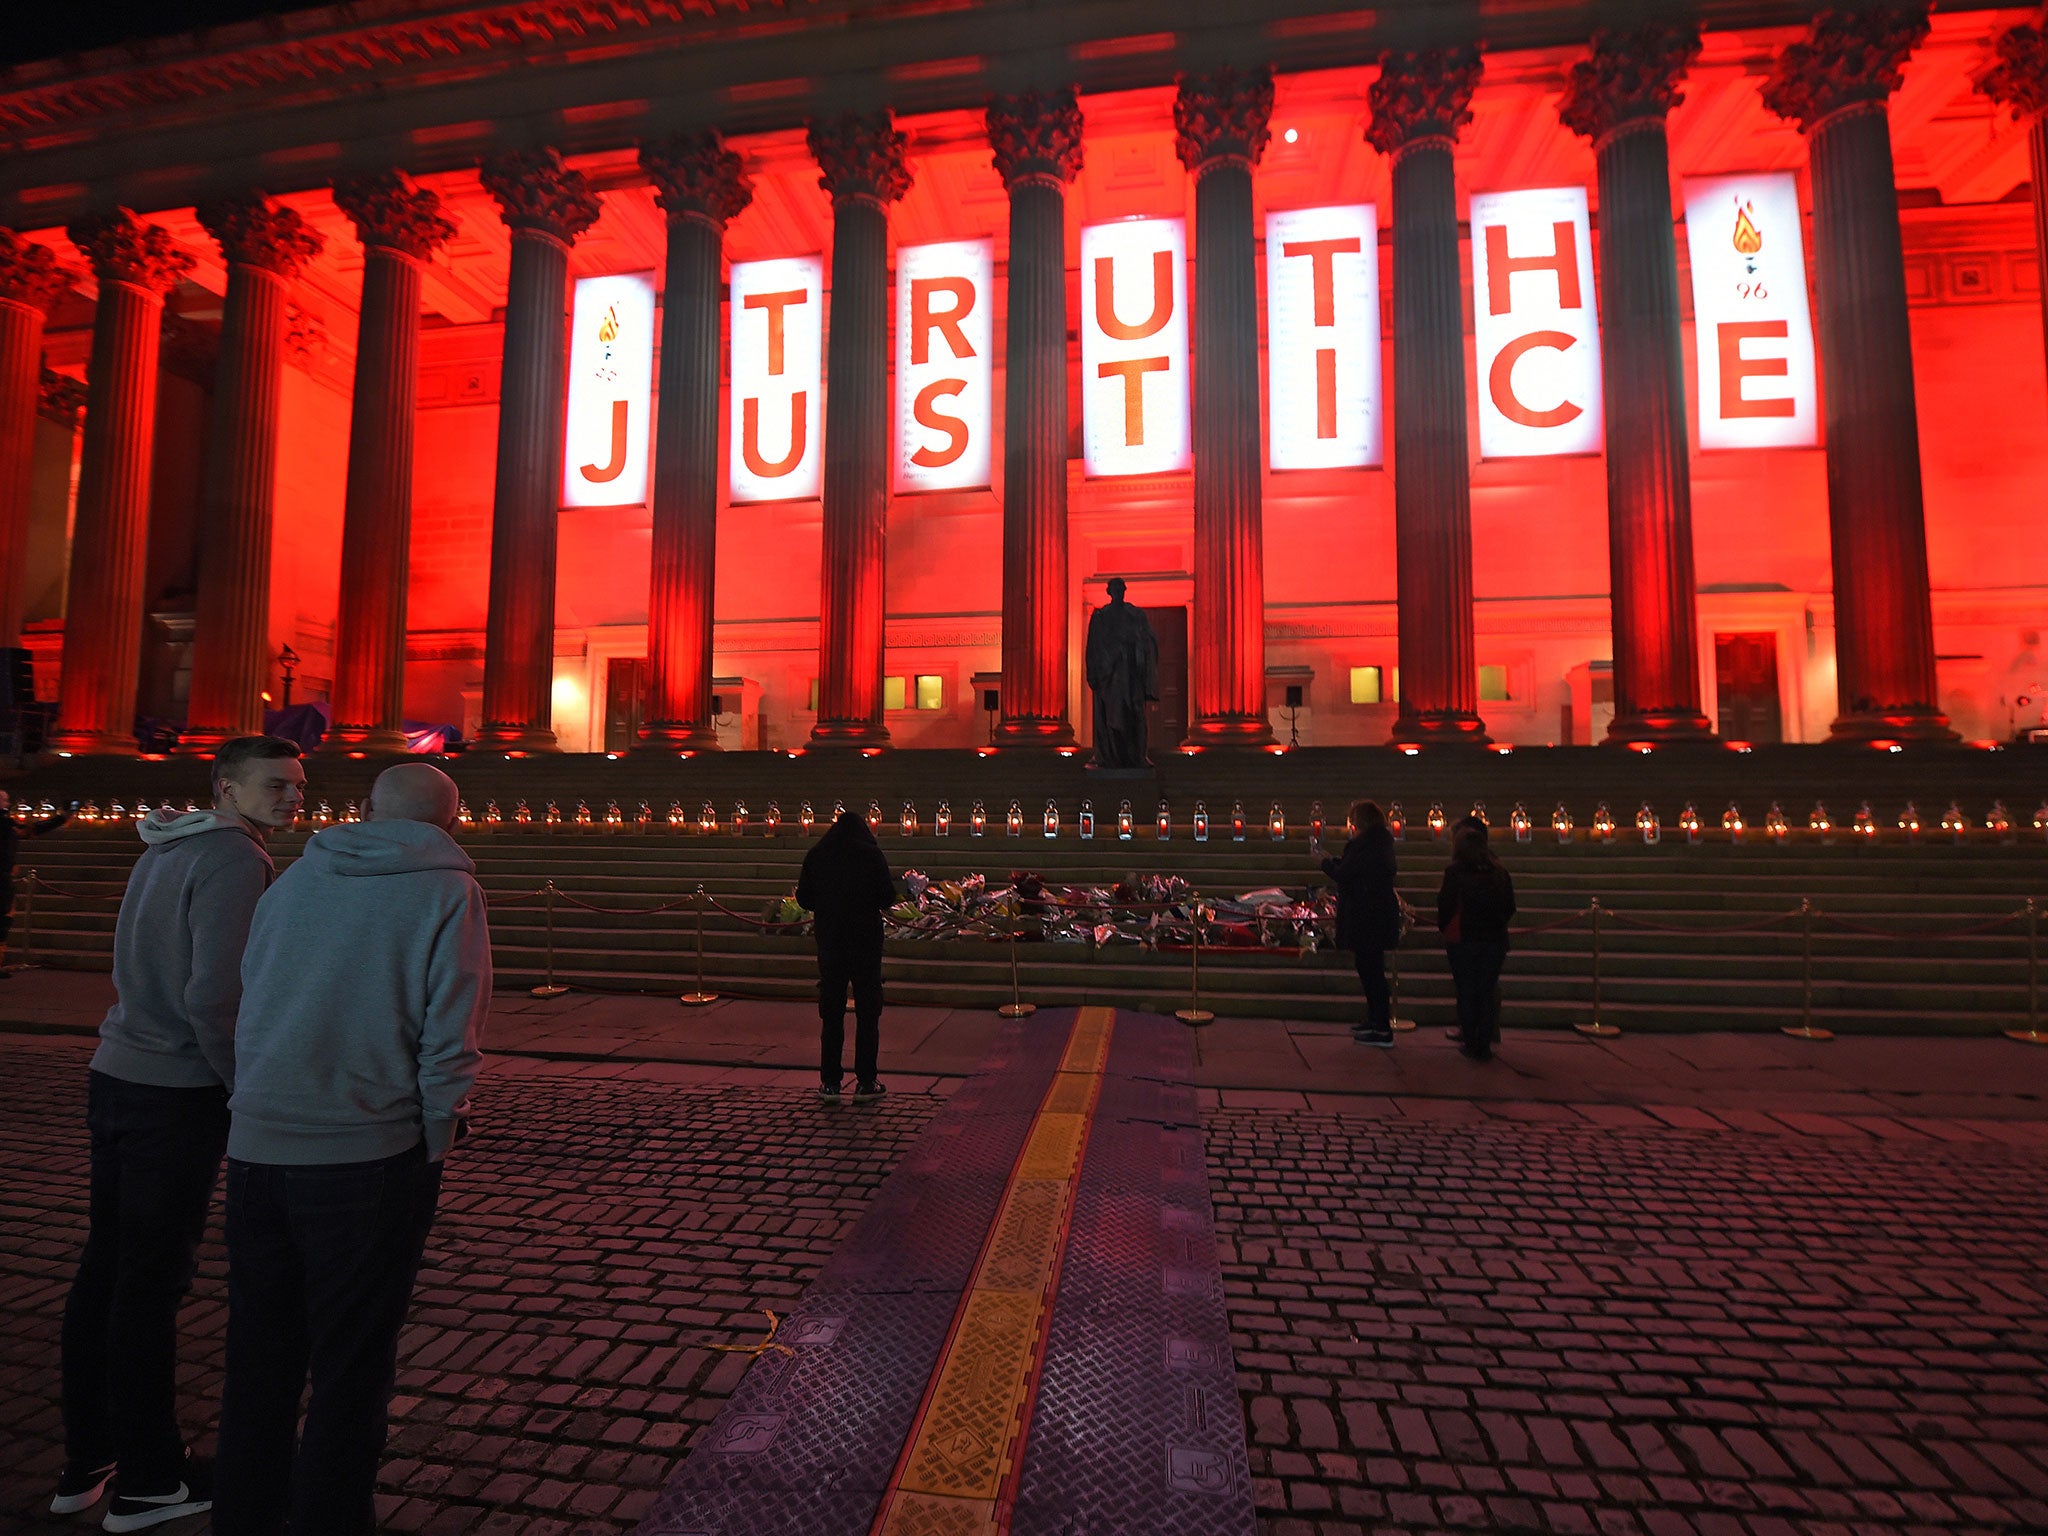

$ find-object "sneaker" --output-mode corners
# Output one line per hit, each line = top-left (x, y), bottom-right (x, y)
(50, 1460), (117, 1515)
(102, 1456), (212, 1533)
(1350, 1027), (1395, 1049)
(852, 1080), (888, 1104)
(819, 1080), (843, 1105)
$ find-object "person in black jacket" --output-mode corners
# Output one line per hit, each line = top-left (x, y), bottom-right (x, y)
(1319, 799), (1401, 1047)
(1437, 816), (1517, 1061)
(795, 809), (897, 1104)
(0, 790), (74, 972)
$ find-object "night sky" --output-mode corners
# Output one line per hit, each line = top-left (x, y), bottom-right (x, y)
(3, 1), (321, 68)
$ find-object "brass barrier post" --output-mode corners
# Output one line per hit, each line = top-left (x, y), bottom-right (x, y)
(1388, 947), (1416, 1032)
(1576, 899), (1619, 1037)
(531, 880), (568, 998)
(2007, 898), (2045, 1044)
(1176, 908), (1214, 1026)
(997, 919), (1036, 1019)
(680, 885), (719, 1006)
(1783, 897), (1832, 1040)
(13, 869), (34, 971)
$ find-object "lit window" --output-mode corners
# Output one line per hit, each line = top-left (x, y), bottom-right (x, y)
(807, 678), (819, 711)
(883, 676), (907, 712)
(1479, 665), (1510, 702)
(915, 675), (943, 710)
(1349, 666), (1382, 705)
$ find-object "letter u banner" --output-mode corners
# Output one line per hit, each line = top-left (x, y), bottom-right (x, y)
(729, 255), (824, 503)
(1683, 172), (1818, 450)
(1079, 217), (1190, 478)
(1469, 187), (1603, 459)
(894, 239), (994, 493)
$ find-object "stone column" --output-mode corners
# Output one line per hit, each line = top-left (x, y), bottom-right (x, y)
(51, 212), (193, 756)
(325, 172), (457, 753)
(639, 131), (753, 754)
(0, 231), (74, 650)
(988, 87), (1083, 748)
(178, 196), (323, 753)
(807, 112), (911, 748)
(1369, 49), (1488, 745)
(1177, 67), (1276, 747)
(1984, 24), (2048, 402)
(474, 149), (601, 752)
(1764, 8), (1953, 742)
(1560, 26), (1714, 745)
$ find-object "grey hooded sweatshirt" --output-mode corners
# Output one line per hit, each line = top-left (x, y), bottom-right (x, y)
(228, 818), (491, 1165)
(91, 808), (277, 1091)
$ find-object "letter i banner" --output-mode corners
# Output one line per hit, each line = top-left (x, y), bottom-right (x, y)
(895, 239), (993, 493)
(1682, 172), (1818, 450)
(1079, 218), (1190, 478)
(729, 255), (824, 503)
(1468, 187), (1603, 459)
(1265, 204), (1382, 470)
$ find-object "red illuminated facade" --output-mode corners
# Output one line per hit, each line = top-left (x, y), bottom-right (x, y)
(3, 3), (2047, 755)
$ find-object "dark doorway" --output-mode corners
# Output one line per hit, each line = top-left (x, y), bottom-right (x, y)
(604, 657), (648, 753)
(1714, 633), (1782, 743)
(1142, 604), (1188, 753)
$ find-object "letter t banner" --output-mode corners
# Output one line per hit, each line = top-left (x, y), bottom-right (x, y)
(1469, 187), (1603, 459)
(1079, 217), (1190, 477)
(894, 239), (993, 492)
(730, 255), (824, 503)
(1265, 204), (1382, 470)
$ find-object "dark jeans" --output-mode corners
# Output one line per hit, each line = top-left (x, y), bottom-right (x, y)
(817, 945), (882, 1086)
(60, 1070), (230, 1483)
(1351, 948), (1391, 1032)
(1447, 941), (1508, 1051)
(214, 1144), (442, 1536)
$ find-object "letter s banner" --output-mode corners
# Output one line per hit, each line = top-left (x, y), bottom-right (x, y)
(895, 240), (993, 492)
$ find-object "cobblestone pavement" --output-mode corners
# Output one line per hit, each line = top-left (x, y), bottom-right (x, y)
(1209, 1105), (2048, 1536)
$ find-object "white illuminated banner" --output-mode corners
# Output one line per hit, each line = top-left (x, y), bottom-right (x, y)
(729, 255), (823, 504)
(894, 239), (993, 493)
(1080, 218), (1190, 477)
(1266, 204), (1382, 470)
(563, 271), (655, 507)
(1684, 172), (1819, 450)
(1469, 187), (1603, 459)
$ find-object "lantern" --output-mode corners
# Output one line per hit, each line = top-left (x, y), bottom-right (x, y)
(634, 800), (650, 830)
(1468, 802), (1487, 827)
(1117, 800), (1134, 840)
(1007, 800), (1023, 836)
(38, 799), (55, 818)
(1809, 801), (1831, 839)
(346, 800), (364, 824)
(573, 799), (592, 829)
(1268, 802), (1285, 841)
(1156, 800), (1171, 839)
(486, 800), (504, 830)
(313, 800), (334, 828)
(1636, 803), (1660, 844)
(1427, 802), (1446, 840)
(933, 800), (949, 836)
(700, 801), (718, 834)
(866, 801), (883, 833)
(108, 800), (126, 822)
(900, 801), (917, 837)
(1388, 801), (1405, 840)
(1043, 799), (1059, 838)
(1554, 804), (1573, 843)
(1765, 803), (1789, 842)
(516, 800), (533, 826)
(457, 801), (474, 832)
(1675, 802), (1699, 842)
(1078, 800), (1095, 840)
(1986, 800), (2013, 840)
(78, 799), (100, 825)
(1309, 801), (1326, 851)
(1940, 801), (1966, 842)
(1896, 802), (1919, 841)
(766, 801), (782, 836)
(970, 799), (987, 836)
(2032, 801), (2047, 840)
(1593, 802), (1617, 841)
(1510, 803), (1531, 843)
(1723, 802), (1745, 841)
(184, 800), (199, 814)
(800, 800), (816, 834)
(832, 799), (846, 822)
(668, 800), (687, 829)
(1193, 801), (1210, 841)
(134, 798), (152, 822)
(1852, 802), (1876, 840)
(1228, 801), (1246, 841)
(734, 801), (748, 834)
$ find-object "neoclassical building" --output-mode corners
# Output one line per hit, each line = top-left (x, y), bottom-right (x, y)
(2, 0), (2046, 755)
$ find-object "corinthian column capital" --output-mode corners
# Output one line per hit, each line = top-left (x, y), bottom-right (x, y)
(1983, 23), (2048, 119)
(66, 210), (194, 295)
(1558, 23), (1702, 144)
(1173, 66), (1274, 174)
(640, 130), (754, 230)
(333, 171), (457, 260)
(196, 194), (325, 279)
(0, 229), (77, 313)
(1367, 47), (1484, 156)
(807, 111), (912, 207)
(987, 87), (1085, 190)
(1762, 8), (1929, 134)
(478, 148), (602, 243)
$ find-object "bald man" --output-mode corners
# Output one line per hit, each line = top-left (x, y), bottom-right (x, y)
(214, 762), (491, 1536)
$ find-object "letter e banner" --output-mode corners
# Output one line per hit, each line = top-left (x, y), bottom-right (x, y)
(1469, 187), (1603, 459)
(564, 271), (656, 508)
(894, 239), (993, 493)
(1080, 218), (1190, 478)
(1265, 204), (1382, 470)
(1683, 172), (1818, 449)
(729, 255), (823, 503)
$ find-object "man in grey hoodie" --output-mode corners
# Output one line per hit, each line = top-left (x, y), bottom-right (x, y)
(214, 760), (490, 1536)
(55, 735), (305, 1529)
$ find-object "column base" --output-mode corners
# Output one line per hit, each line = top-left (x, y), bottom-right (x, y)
(320, 725), (412, 756)
(990, 716), (1076, 748)
(45, 730), (139, 758)
(636, 722), (722, 754)
(1604, 709), (1716, 748)
(1828, 704), (1958, 746)
(472, 723), (559, 754)
(809, 719), (891, 749)
(1184, 714), (1274, 748)
(171, 726), (239, 758)
(1390, 711), (1491, 749)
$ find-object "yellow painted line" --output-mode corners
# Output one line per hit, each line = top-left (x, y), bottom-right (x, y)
(872, 1006), (1118, 1536)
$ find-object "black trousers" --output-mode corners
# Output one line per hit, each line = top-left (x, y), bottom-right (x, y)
(817, 945), (882, 1086)
(60, 1070), (231, 1484)
(1447, 941), (1508, 1050)
(213, 1144), (442, 1536)
(1351, 948), (1391, 1031)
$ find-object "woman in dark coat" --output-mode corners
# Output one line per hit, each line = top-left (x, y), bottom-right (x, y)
(0, 790), (71, 971)
(1320, 799), (1402, 1047)
(1437, 816), (1516, 1061)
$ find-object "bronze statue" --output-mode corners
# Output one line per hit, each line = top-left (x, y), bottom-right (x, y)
(1085, 578), (1160, 769)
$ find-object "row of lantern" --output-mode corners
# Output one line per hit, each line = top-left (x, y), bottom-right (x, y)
(49, 795), (2048, 844)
